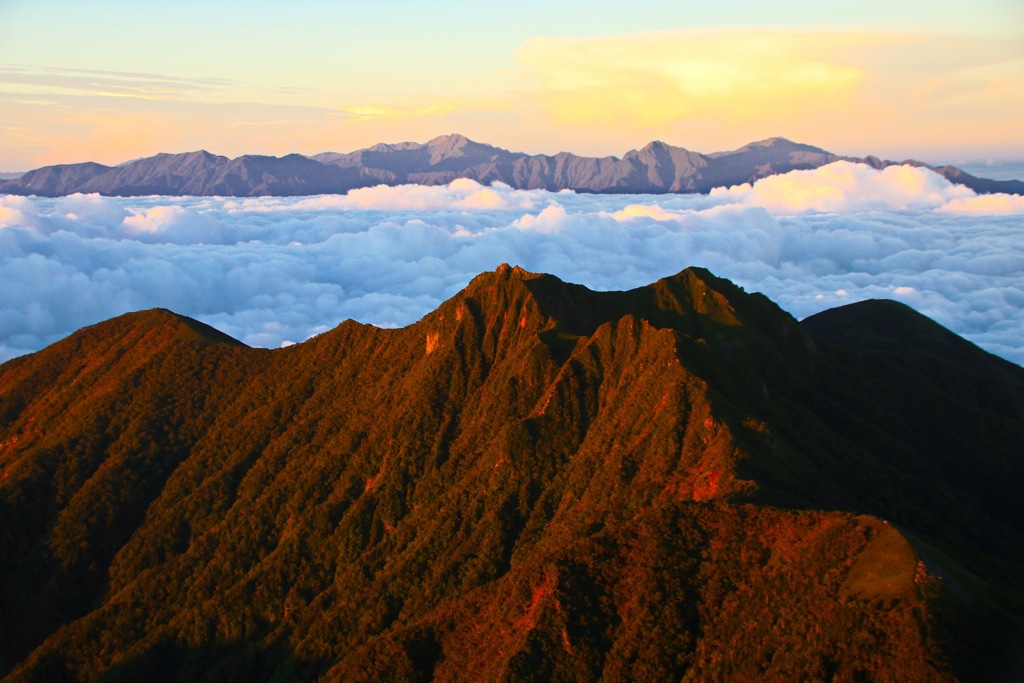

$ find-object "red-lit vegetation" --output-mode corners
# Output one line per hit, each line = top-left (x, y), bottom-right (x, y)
(1, 265), (1022, 681)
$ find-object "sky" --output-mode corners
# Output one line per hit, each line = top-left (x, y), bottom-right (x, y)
(2, 1), (1023, 170)
(3, 162), (1024, 366)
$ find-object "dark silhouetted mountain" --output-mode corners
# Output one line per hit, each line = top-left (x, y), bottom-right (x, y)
(3, 135), (1021, 196)
(1, 266), (1022, 682)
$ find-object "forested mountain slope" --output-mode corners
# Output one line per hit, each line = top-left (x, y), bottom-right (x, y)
(1, 266), (1022, 681)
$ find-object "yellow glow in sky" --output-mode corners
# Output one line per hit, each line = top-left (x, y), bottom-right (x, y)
(515, 31), (866, 126)
(510, 29), (1024, 161)
(1, 14), (1023, 170)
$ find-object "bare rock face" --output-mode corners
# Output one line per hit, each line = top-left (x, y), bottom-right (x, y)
(4, 136), (1021, 197)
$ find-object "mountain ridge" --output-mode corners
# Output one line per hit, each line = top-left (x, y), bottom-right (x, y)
(3, 135), (1021, 197)
(1, 265), (1022, 681)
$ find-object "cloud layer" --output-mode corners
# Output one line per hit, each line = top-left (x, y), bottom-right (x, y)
(3, 162), (1023, 366)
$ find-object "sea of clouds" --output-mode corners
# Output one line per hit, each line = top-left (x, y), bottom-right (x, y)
(2, 161), (1023, 365)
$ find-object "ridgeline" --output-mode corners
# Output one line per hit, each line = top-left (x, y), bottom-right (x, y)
(3, 135), (1022, 197)
(1, 266), (1023, 681)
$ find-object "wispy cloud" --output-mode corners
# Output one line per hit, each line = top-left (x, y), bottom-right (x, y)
(2, 27), (1023, 171)
(0, 65), (235, 101)
(0, 90), (343, 167)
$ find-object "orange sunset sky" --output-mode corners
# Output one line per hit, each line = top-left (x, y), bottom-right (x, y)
(1, 0), (1022, 171)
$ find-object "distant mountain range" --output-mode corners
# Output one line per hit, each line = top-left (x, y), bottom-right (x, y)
(3, 135), (1022, 197)
(2, 265), (1023, 681)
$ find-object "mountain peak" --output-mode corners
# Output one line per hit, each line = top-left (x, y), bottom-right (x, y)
(425, 133), (473, 159)
(427, 133), (470, 147)
(732, 137), (828, 154)
(3, 136), (1020, 197)
(803, 298), (956, 352)
(802, 298), (1024, 382)
(423, 133), (506, 165)
(365, 140), (422, 153)
(150, 149), (225, 162)
(626, 140), (679, 157)
(451, 265), (799, 362)
(751, 136), (797, 147)
(80, 308), (245, 351)
(493, 261), (534, 279)
(641, 139), (673, 151)
(3, 266), (1023, 681)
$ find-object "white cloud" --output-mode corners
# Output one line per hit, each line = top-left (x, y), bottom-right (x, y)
(611, 204), (682, 222)
(59, 192), (130, 224)
(122, 205), (188, 236)
(940, 193), (1024, 215)
(709, 161), (980, 213)
(2, 164), (1023, 367)
(0, 195), (40, 230)
(512, 203), (567, 233)
(334, 179), (537, 212)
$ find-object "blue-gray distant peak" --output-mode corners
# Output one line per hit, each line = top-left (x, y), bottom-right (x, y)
(3, 136), (1021, 197)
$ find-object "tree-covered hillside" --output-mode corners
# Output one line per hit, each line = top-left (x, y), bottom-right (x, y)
(1, 265), (1022, 681)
